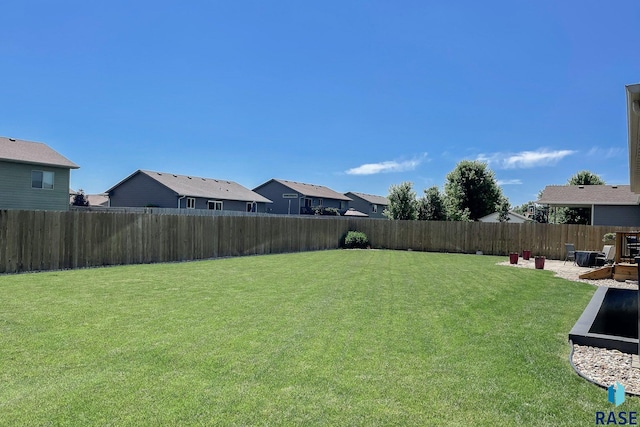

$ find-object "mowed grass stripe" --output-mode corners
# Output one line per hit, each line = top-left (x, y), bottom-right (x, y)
(0, 250), (631, 426)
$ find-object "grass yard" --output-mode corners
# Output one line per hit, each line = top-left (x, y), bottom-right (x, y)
(0, 250), (636, 425)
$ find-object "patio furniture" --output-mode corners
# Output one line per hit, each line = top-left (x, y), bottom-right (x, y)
(574, 251), (600, 267)
(595, 245), (615, 266)
(564, 243), (576, 265)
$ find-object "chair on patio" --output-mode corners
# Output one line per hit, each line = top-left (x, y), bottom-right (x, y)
(564, 243), (576, 265)
(595, 245), (615, 266)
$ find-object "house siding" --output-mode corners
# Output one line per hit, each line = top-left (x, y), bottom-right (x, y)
(255, 181), (348, 215)
(108, 173), (178, 208)
(593, 205), (640, 227)
(178, 197), (267, 212)
(0, 160), (71, 210)
(345, 193), (388, 219)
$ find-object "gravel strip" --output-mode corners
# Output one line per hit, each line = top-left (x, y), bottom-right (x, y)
(498, 258), (640, 394)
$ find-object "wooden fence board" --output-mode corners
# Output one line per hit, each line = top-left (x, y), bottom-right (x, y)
(2, 209), (639, 274)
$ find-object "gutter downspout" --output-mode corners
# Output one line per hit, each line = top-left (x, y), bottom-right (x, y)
(178, 195), (186, 209)
(591, 204), (595, 225)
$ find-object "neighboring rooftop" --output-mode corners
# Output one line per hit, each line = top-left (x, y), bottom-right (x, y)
(0, 136), (79, 169)
(108, 170), (272, 203)
(345, 192), (388, 205)
(256, 179), (352, 201)
(537, 185), (640, 207)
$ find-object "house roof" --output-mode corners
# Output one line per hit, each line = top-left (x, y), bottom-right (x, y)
(537, 185), (640, 207)
(255, 179), (352, 201)
(343, 208), (369, 217)
(345, 192), (388, 205)
(0, 136), (79, 169)
(478, 211), (533, 222)
(107, 170), (272, 203)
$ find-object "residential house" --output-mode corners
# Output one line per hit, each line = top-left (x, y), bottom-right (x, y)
(478, 211), (533, 223)
(344, 192), (388, 219)
(253, 179), (351, 215)
(0, 136), (79, 210)
(537, 185), (640, 226)
(106, 170), (272, 212)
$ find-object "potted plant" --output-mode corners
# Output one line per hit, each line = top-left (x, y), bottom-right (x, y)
(603, 232), (616, 244)
(509, 252), (519, 264)
(534, 255), (545, 269)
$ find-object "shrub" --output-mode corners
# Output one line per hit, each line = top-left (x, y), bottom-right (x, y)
(342, 231), (370, 249)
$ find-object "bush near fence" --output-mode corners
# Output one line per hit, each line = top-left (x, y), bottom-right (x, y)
(0, 209), (635, 274)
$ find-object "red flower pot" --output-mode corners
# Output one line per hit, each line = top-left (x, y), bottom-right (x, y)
(509, 253), (519, 264)
(535, 256), (545, 269)
(522, 250), (531, 260)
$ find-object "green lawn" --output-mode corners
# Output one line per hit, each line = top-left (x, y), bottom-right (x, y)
(0, 250), (636, 425)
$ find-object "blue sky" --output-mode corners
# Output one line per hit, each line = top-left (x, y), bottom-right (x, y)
(2, 1), (639, 207)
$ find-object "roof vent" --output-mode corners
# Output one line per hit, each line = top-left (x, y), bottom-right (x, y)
(187, 176), (192, 179)
(8, 138), (15, 141)
(173, 174), (177, 177)
(612, 185), (618, 189)
(578, 185), (585, 189)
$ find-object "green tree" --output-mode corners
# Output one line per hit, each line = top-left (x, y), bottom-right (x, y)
(558, 170), (605, 224)
(417, 186), (446, 221)
(496, 197), (511, 222)
(384, 182), (417, 220)
(444, 160), (504, 221)
(72, 189), (89, 207)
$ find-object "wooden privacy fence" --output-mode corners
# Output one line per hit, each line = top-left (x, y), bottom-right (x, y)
(0, 209), (637, 273)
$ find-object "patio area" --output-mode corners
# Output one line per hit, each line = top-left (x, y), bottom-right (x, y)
(498, 257), (638, 290)
(499, 255), (640, 395)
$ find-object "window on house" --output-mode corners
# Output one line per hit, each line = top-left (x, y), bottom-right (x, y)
(304, 198), (312, 207)
(187, 197), (196, 209)
(372, 204), (378, 213)
(31, 171), (54, 190)
(246, 202), (254, 212)
(340, 201), (347, 210)
(318, 199), (323, 206)
(208, 201), (223, 210)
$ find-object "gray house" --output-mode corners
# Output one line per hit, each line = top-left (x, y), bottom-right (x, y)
(0, 136), (79, 210)
(107, 170), (272, 212)
(253, 179), (351, 215)
(537, 185), (640, 226)
(344, 192), (388, 219)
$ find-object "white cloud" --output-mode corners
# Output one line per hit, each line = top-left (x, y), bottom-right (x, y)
(346, 154), (427, 175)
(477, 149), (576, 169)
(496, 179), (522, 185)
(587, 147), (624, 159)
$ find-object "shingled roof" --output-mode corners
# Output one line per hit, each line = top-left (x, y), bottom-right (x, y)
(345, 191), (388, 205)
(537, 185), (640, 207)
(256, 179), (352, 201)
(108, 170), (272, 203)
(0, 136), (79, 168)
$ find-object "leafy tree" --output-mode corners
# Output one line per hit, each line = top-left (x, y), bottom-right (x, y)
(72, 189), (89, 207)
(511, 202), (530, 216)
(496, 197), (511, 222)
(444, 160), (504, 221)
(568, 170), (605, 186)
(558, 170), (605, 224)
(384, 182), (417, 220)
(417, 186), (446, 221)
